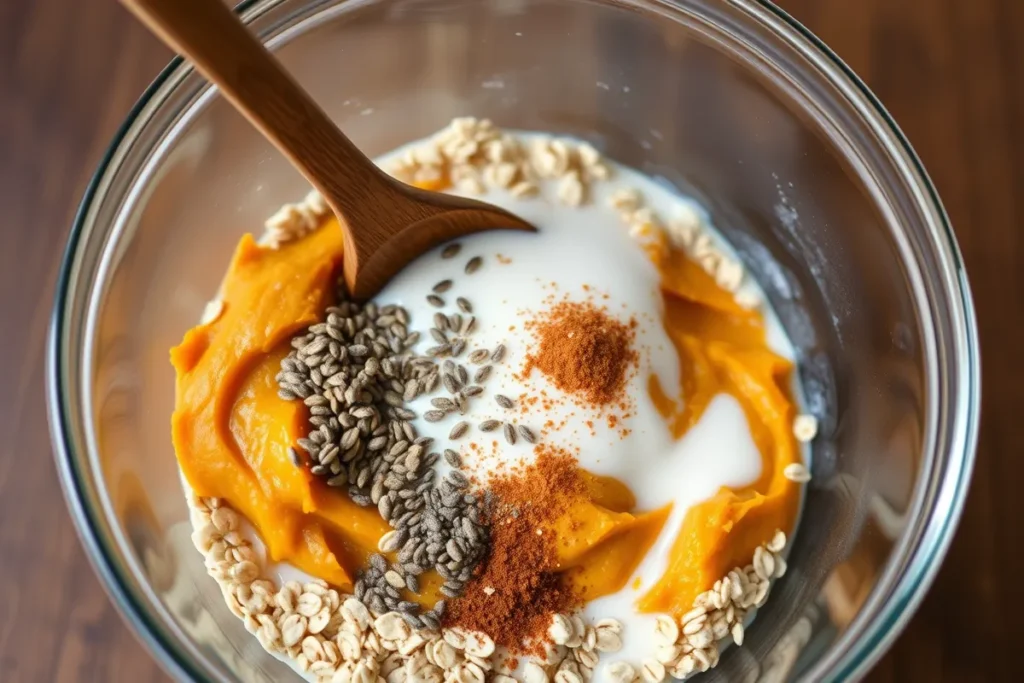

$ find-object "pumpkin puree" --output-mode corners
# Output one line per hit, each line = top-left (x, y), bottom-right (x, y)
(171, 217), (801, 615)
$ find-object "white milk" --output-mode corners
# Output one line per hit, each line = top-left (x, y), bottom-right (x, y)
(199, 133), (806, 682)
(370, 137), (802, 680)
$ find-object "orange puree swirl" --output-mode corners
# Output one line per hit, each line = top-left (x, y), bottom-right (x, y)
(170, 218), (801, 615)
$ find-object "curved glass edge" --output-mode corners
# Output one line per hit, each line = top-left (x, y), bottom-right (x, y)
(44, 49), (216, 683)
(45, 1), (981, 682)
(825, 284), (980, 682)
(45, 64), (210, 683)
(46, 2), (268, 681)
(750, 2), (982, 681)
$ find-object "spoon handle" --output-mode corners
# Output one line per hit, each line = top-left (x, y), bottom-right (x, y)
(120, 0), (389, 205)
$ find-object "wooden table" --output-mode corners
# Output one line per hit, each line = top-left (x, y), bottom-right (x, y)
(0, 0), (1018, 680)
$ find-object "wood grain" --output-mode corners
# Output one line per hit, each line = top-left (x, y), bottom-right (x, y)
(0, 0), (1019, 680)
(120, 0), (533, 299)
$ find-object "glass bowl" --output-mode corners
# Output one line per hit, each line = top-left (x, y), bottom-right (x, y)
(47, 0), (979, 680)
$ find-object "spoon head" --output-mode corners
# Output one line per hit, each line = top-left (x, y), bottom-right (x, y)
(339, 185), (536, 300)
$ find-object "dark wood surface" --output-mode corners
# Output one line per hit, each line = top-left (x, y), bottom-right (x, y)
(120, 0), (535, 300)
(0, 0), (1019, 680)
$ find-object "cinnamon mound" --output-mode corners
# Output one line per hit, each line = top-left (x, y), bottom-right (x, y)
(442, 446), (585, 654)
(523, 301), (637, 406)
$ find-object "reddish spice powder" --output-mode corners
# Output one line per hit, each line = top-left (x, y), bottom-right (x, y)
(523, 301), (637, 406)
(442, 447), (586, 654)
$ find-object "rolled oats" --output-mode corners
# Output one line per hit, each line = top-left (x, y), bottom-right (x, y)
(653, 613), (680, 646)
(609, 187), (641, 214)
(464, 631), (496, 658)
(653, 642), (681, 665)
(189, 117), (804, 683)
(442, 628), (468, 650)
(309, 607), (332, 635)
(792, 413), (818, 442)
(607, 661), (636, 683)
(281, 613), (308, 647)
(669, 653), (697, 679)
(375, 612), (410, 641)
(641, 658), (666, 683)
(298, 591), (324, 617)
(556, 171), (585, 207)
(549, 613), (574, 645)
(523, 661), (549, 683)
(398, 633), (427, 656)
(201, 299), (225, 325)
(574, 647), (600, 669)
(553, 669), (582, 683)
(231, 560), (259, 584)
(430, 638), (458, 669)
(303, 634), (327, 662)
(567, 614), (586, 649)
(510, 180), (539, 198)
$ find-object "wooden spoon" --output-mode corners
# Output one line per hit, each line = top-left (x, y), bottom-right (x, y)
(120, 0), (534, 299)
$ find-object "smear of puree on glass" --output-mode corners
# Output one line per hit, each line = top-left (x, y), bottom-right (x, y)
(170, 218), (801, 612)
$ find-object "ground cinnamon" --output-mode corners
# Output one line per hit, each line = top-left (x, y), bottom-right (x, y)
(442, 446), (586, 654)
(523, 301), (637, 406)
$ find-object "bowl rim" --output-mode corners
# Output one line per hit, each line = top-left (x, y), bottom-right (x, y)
(47, 1), (981, 681)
